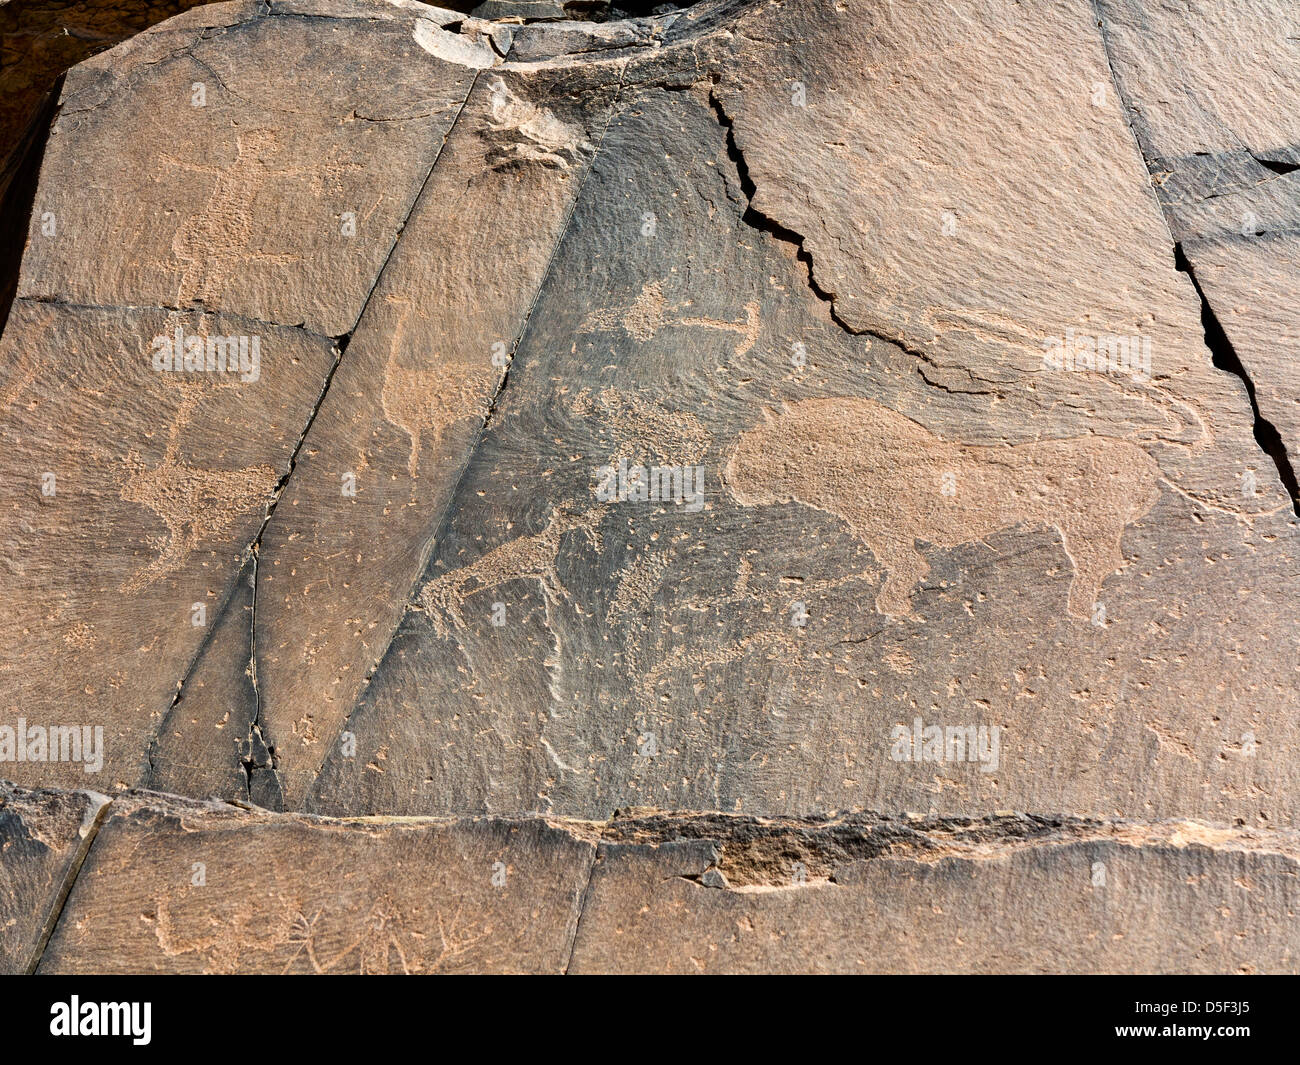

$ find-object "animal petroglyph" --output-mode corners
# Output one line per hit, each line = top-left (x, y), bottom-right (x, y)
(150, 893), (482, 974)
(638, 627), (801, 702)
(484, 78), (592, 170)
(284, 897), (444, 975)
(380, 293), (496, 478)
(119, 387), (278, 592)
(166, 129), (317, 309)
(581, 280), (761, 357)
(584, 280), (668, 341)
(148, 894), (297, 974)
(573, 386), (711, 467)
(606, 549), (672, 628)
(418, 505), (604, 637)
(724, 398), (1162, 619)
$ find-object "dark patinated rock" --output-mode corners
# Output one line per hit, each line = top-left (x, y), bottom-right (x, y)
(2, 0), (1297, 974)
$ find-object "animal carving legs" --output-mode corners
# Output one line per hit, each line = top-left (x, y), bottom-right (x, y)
(872, 537), (930, 618)
(1056, 515), (1131, 620)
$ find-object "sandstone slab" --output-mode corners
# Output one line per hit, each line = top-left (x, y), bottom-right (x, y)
(0, 0), (1296, 864)
(570, 813), (1300, 974)
(17, 789), (1299, 974)
(0, 302), (337, 789)
(1091, 0), (1300, 492)
(39, 790), (595, 974)
(0, 783), (107, 974)
(307, 10), (1300, 826)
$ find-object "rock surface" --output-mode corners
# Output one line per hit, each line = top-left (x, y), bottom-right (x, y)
(7, 788), (1297, 974)
(39, 790), (594, 974)
(1095, 0), (1300, 482)
(1, 0), (1297, 973)
(0, 1), (216, 323)
(571, 811), (1300, 974)
(0, 783), (108, 974)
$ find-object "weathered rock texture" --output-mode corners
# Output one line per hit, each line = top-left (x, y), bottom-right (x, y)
(0, 1), (219, 326)
(0, 783), (108, 973)
(1, 0), (1297, 973)
(1094, 0), (1300, 489)
(38, 789), (595, 974)
(4, 787), (1297, 974)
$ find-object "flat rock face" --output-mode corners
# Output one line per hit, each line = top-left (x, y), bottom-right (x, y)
(39, 792), (595, 974)
(17, 1), (483, 337)
(1094, 0), (1300, 472)
(0, 301), (338, 789)
(2, 0), (1298, 973)
(0, 1), (216, 319)
(252, 58), (625, 808)
(302, 1), (1299, 825)
(570, 813), (1300, 974)
(22, 794), (1300, 974)
(0, 784), (108, 974)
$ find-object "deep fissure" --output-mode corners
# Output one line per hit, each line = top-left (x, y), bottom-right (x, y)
(1174, 243), (1300, 514)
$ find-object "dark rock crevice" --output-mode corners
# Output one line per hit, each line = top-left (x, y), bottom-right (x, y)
(1253, 154), (1300, 176)
(1090, 5), (1300, 517)
(319, 62), (633, 793)
(1174, 243), (1300, 515)
(0, 73), (61, 337)
(707, 87), (947, 373)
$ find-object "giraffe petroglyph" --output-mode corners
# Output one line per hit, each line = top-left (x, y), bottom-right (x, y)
(379, 292), (497, 479)
(580, 280), (761, 357)
(165, 129), (366, 309)
(118, 384), (278, 592)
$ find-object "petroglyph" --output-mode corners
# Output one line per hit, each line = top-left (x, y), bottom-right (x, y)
(380, 293), (495, 479)
(484, 78), (592, 170)
(418, 505), (603, 637)
(582, 280), (668, 341)
(724, 398), (1162, 619)
(289, 903), (485, 974)
(638, 627), (802, 706)
(677, 305), (762, 358)
(165, 129), (370, 312)
(165, 129), (312, 309)
(149, 891), (482, 974)
(607, 549), (672, 628)
(918, 305), (1211, 452)
(687, 557), (878, 621)
(284, 896), (425, 975)
(118, 387), (277, 592)
(148, 894), (297, 974)
(606, 555), (803, 724)
(573, 386), (711, 467)
(581, 280), (761, 357)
